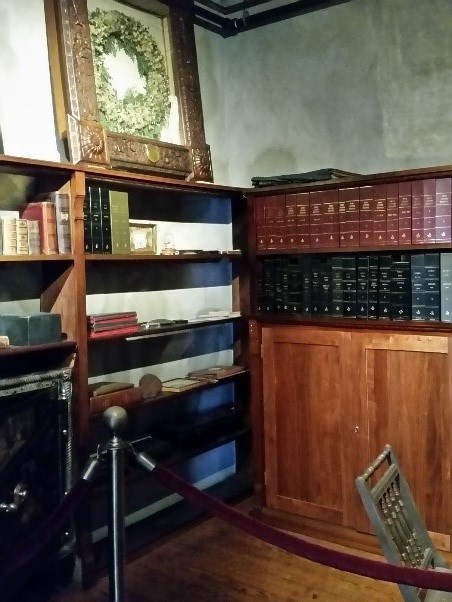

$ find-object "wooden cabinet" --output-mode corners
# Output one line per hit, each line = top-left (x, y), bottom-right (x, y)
(247, 165), (452, 551)
(259, 324), (451, 547)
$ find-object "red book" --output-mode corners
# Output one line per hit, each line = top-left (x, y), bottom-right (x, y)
(295, 192), (310, 248)
(264, 196), (279, 250)
(21, 201), (58, 255)
(285, 194), (297, 249)
(254, 199), (266, 251)
(342, 187), (359, 247)
(339, 188), (347, 245)
(309, 190), (323, 248)
(88, 325), (140, 339)
(359, 185), (374, 246)
(323, 189), (339, 247)
(274, 196), (286, 248)
(89, 311), (137, 324)
(398, 181), (412, 245)
(435, 177), (451, 243)
(386, 183), (399, 245)
(411, 180), (424, 244)
(373, 183), (387, 246)
(422, 179), (436, 243)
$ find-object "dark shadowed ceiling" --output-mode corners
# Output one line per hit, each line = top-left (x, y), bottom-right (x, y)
(193, 0), (355, 36)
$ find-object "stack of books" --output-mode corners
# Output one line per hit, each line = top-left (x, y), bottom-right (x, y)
(87, 312), (139, 339)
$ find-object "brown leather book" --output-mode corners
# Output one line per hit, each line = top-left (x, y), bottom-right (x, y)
(90, 385), (143, 414)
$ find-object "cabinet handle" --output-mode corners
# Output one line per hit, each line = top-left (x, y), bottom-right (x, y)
(353, 426), (360, 434)
(0, 482), (28, 513)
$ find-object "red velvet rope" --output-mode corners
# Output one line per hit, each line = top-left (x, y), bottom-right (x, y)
(152, 462), (452, 593)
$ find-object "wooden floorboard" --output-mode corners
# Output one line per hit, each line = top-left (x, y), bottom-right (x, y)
(45, 498), (402, 602)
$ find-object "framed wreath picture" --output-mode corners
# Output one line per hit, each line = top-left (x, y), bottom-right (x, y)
(45, 0), (212, 181)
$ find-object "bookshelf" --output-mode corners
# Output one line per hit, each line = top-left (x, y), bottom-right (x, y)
(246, 164), (452, 555)
(0, 155), (251, 587)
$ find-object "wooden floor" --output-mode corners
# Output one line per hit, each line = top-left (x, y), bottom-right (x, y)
(44, 499), (401, 602)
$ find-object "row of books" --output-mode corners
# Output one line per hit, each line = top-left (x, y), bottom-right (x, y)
(256, 252), (452, 321)
(0, 188), (71, 255)
(84, 186), (130, 254)
(254, 178), (452, 250)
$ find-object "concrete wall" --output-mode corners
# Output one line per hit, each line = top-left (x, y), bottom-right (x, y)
(196, 0), (452, 186)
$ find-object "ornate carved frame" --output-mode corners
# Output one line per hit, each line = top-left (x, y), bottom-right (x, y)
(47, 0), (213, 181)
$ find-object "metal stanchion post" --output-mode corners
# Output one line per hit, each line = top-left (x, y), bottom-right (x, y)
(103, 407), (129, 602)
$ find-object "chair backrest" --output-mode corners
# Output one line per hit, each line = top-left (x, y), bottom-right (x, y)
(356, 444), (449, 601)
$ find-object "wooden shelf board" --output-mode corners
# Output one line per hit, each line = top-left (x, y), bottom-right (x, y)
(85, 252), (240, 262)
(256, 243), (452, 256)
(0, 254), (74, 262)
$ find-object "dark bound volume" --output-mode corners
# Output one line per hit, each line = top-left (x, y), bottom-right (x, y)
(274, 258), (284, 312)
(359, 186), (374, 247)
(374, 183), (387, 246)
(263, 196), (279, 250)
(424, 253), (440, 321)
(423, 179), (436, 243)
(285, 257), (303, 313)
(411, 254), (425, 320)
(89, 186), (102, 253)
(341, 256), (356, 317)
(411, 180), (424, 244)
(368, 255), (379, 319)
(398, 181), (412, 245)
(386, 183), (399, 245)
(310, 191), (323, 248)
(357, 256), (369, 318)
(295, 192), (310, 248)
(338, 187), (359, 246)
(319, 257), (332, 316)
(255, 199), (266, 251)
(390, 258), (411, 320)
(301, 256), (312, 315)
(323, 189), (339, 247)
(441, 253), (452, 322)
(84, 188), (93, 252)
(285, 194), (297, 249)
(378, 255), (392, 320)
(100, 187), (112, 253)
(435, 178), (452, 243)
(331, 256), (343, 317)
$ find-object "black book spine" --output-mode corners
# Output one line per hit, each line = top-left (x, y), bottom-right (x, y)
(357, 256), (369, 318)
(301, 256), (312, 315)
(319, 258), (332, 316)
(274, 259), (284, 313)
(342, 256), (357, 317)
(331, 256), (344, 317)
(262, 258), (276, 313)
(378, 254), (392, 320)
(100, 187), (112, 253)
(368, 256), (379, 319)
(441, 253), (452, 322)
(424, 252), (440, 321)
(287, 257), (303, 314)
(411, 253), (425, 320)
(84, 186), (93, 252)
(310, 258), (322, 315)
(90, 186), (102, 253)
(390, 258), (411, 320)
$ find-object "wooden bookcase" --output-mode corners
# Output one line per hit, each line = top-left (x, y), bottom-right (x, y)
(0, 155), (251, 585)
(245, 165), (452, 554)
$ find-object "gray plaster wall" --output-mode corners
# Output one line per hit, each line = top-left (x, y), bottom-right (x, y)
(196, 0), (452, 187)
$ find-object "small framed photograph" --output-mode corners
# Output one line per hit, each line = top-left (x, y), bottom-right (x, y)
(129, 220), (157, 254)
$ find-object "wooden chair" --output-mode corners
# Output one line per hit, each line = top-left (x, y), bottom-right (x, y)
(356, 444), (452, 601)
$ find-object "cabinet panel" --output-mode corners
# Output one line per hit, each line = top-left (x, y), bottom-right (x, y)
(356, 332), (450, 536)
(262, 327), (353, 524)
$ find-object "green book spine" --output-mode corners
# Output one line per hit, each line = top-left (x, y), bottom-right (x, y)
(109, 190), (130, 254)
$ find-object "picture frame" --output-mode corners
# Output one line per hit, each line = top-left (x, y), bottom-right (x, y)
(129, 219), (157, 254)
(45, 0), (212, 181)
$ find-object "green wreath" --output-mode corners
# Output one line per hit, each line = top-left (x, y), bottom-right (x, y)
(89, 8), (170, 139)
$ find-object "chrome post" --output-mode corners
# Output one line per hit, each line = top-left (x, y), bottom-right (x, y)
(103, 406), (129, 602)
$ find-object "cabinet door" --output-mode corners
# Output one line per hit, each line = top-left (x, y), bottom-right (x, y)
(261, 326), (358, 524)
(355, 332), (451, 538)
